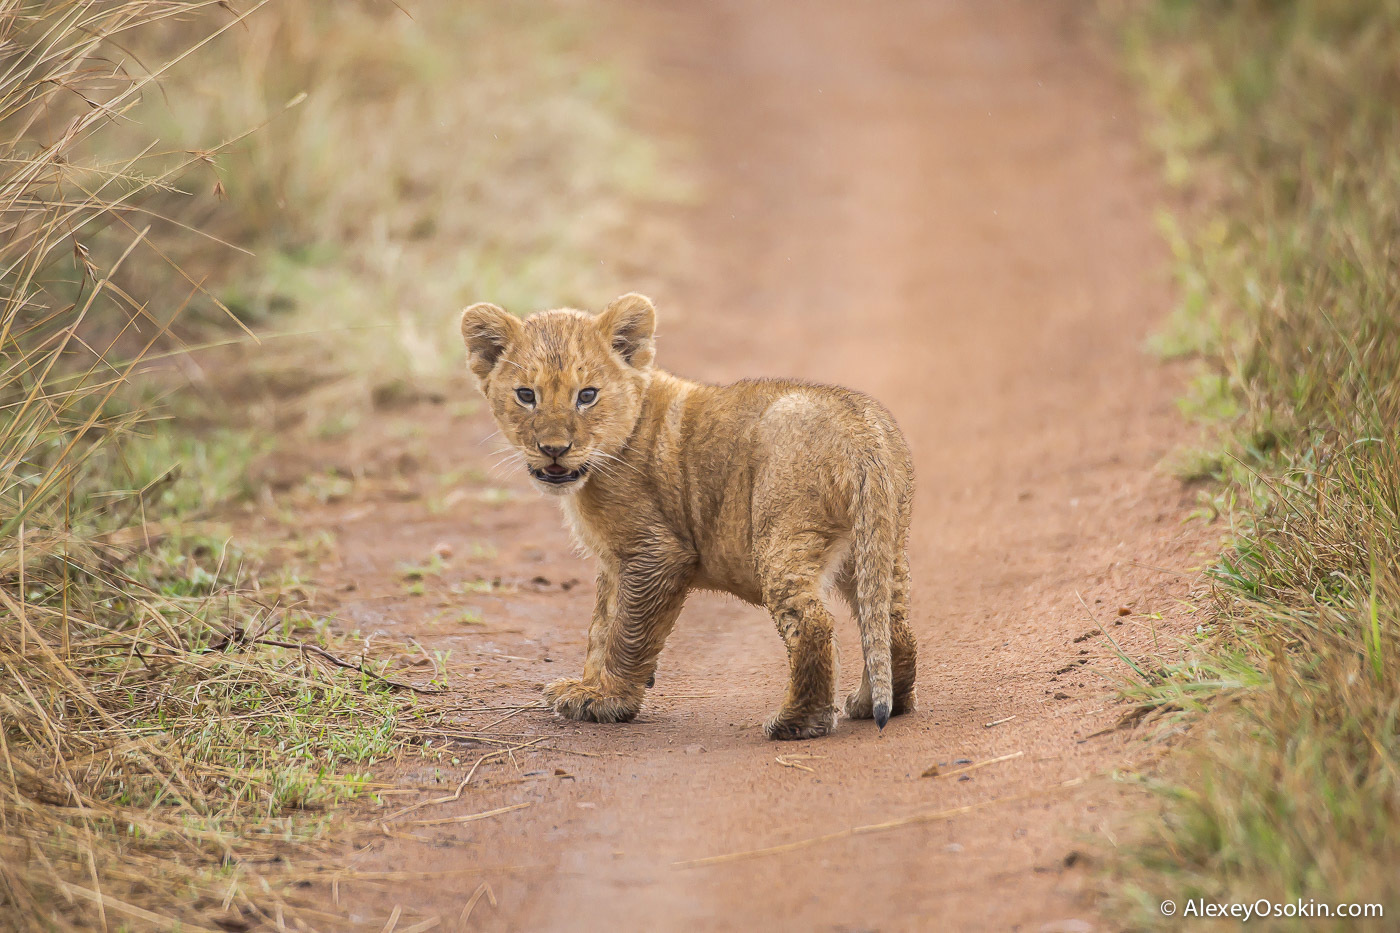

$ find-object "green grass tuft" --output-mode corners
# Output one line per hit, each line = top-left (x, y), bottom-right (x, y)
(1110, 0), (1400, 926)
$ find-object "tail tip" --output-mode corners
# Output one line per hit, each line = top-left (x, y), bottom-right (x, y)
(873, 701), (891, 730)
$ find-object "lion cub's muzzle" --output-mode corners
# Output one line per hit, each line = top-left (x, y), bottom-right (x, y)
(531, 461), (589, 486)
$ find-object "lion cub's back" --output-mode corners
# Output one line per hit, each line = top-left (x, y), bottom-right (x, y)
(735, 378), (912, 504)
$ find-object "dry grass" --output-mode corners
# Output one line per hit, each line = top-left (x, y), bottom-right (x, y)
(1108, 0), (1400, 925)
(0, 2), (427, 921)
(3, 1), (666, 927)
(4, 0), (673, 925)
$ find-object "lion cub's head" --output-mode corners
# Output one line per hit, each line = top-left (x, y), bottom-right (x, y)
(459, 293), (657, 496)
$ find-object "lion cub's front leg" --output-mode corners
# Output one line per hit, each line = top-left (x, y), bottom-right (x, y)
(545, 558), (689, 724)
(544, 568), (637, 722)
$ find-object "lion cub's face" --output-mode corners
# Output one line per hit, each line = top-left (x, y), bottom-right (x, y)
(459, 294), (657, 496)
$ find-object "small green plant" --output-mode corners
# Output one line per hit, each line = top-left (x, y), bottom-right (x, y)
(397, 554), (447, 582)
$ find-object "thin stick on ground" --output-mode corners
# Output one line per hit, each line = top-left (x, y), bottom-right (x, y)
(254, 637), (446, 695)
(325, 866), (533, 883)
(923, 750), (1024, 780)
(382, 741), (545, 822)
(474, 703), (547, 731)
(406, 801), (531, 827)
(673, 775), (1085, 869)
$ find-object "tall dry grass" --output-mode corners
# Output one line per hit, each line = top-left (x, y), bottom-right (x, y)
(4, 0), (677, 926)
(1, 4), (432, 929)
(1110, 0), (1400, 924)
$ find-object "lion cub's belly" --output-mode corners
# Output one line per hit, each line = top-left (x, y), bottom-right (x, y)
(691, 559), (763, 605)
(563, 487), (765, 604)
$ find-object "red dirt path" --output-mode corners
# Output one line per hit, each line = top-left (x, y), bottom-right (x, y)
(266, 2), (1209, 929)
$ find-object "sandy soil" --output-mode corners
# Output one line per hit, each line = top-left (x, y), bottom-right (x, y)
(259, 2), (1211, 929)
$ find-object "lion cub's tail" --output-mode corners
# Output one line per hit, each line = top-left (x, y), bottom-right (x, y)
(851, 458), (898, 729)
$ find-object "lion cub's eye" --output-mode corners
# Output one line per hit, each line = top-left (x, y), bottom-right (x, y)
(514, 387), (536, 406)
(576, 387), (599, 407)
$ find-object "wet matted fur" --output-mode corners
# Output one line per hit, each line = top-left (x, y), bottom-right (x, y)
(459, 294), (916, 739)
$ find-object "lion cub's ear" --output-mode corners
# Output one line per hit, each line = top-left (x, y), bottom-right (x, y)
(460, 302), (523, 385)
(596, 293), (657, 369)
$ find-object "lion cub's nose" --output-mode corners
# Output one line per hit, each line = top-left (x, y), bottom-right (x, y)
(538, 443), (571, 460)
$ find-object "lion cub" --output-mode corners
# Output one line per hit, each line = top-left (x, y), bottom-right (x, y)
(459, 294), (916, 739)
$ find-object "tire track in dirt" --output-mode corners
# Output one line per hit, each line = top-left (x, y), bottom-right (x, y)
(296, 2), (1207, 930)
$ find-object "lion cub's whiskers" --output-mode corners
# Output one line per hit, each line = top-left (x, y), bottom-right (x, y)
(587, 449), (642, 479)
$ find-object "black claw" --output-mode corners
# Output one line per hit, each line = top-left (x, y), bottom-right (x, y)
(873, 701), (891, 730)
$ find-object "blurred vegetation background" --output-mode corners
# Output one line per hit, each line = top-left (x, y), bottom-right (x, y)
(1, 1), (678, 928)
(1108, 0), (1400, 925)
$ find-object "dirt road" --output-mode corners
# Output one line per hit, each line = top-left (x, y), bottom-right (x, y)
(283, 2), (1205, 929)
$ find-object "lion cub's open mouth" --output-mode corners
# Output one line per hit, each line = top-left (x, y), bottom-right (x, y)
(533, 463), (589, 485)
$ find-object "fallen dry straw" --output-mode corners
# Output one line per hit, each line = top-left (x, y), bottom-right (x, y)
(383, 740), (548, 822)
(774, 753), (827, 773)
(459, 882), (499, 927)
(922, 750), (1024, 780)
(406, 801), (532, 827)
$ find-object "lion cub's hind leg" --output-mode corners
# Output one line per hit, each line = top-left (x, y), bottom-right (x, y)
(835, 562), (875, 720)
(758, 533), (841, 740)
(888, 551), (918, 715)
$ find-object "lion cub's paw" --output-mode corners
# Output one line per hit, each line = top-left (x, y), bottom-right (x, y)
(543, 678), (641, 723)
(843, 687), (874, 720)
(845, 688), (916, 721)
(763, 707), (838, 741)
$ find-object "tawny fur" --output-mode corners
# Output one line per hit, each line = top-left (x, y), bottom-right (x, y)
(459, 294), (917, 739)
